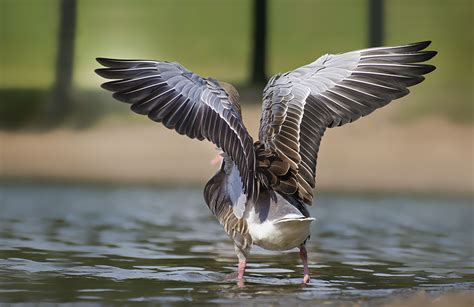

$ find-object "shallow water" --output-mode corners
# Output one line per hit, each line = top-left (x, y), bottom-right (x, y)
(0, 183), (472, 305)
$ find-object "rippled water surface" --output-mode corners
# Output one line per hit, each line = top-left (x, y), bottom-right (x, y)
(0, 183), (472, 305)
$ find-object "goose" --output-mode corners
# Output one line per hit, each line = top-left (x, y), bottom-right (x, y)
(95, 41), (436, 284)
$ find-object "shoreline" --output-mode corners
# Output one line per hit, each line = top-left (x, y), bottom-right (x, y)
(1, 176), (472, 202)
(1, 105), (473, 197)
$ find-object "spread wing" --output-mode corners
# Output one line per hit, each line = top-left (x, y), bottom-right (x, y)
(258, 41), (437, 204)
(96, 58), (258, 203)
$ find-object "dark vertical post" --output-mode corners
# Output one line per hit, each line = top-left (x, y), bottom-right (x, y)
(368, 0), (384, 47)
(251, 0), (267, 85)
(48, 0), (77, 123)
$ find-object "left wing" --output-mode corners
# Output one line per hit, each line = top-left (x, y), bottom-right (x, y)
(96, 58), (258, 203)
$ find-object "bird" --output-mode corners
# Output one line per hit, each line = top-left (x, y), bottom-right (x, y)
(95, 41), (436, 284)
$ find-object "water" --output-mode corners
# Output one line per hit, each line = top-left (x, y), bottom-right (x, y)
(0, 183), (472, 305)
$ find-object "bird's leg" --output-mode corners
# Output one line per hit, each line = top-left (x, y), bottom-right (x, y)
(238, 258), (246, 280)
(234, 245), (247, 287)
(299, 245), (310, 284)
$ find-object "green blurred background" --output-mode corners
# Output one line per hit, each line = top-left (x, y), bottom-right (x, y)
(0, 0), (472, 196)
(0, 0), (472, 127)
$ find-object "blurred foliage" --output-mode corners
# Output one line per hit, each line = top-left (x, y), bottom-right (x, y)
(73, 0), (253, 88)
(0, 89), (46, 128)
(0, 0), (472, 129)
(1, 0), (58, 88)
(385, 0), (473, 122)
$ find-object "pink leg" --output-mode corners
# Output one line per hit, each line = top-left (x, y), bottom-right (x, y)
(299, 245), (310, 284)
(237, 259), (246, 287)
(238, 258), (246, 280)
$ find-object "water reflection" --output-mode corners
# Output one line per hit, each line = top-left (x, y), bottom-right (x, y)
(0, 183), (472, 303)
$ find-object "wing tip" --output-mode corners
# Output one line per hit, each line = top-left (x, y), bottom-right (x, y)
(423, 64), (437, 74)
(410, 40), (432, 50)
(94, 68), (106, 77)
(94, 68), (113, 79)
(100, 81), (114, 91)
(112, 92), (130, 103)
(425, 50), (438, 61)
(96, 57), (113, 67)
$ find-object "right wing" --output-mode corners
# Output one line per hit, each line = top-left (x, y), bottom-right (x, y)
(258, 41), (437, 204)
(95, 58), (258, 203)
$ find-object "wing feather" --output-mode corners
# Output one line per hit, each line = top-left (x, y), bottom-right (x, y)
(259, 41), (437, 203)
(96, 58), (258, 203)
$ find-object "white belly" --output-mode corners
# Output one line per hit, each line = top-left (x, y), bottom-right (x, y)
(245, 190), (315, 251)
(247, 213), (315, 251)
